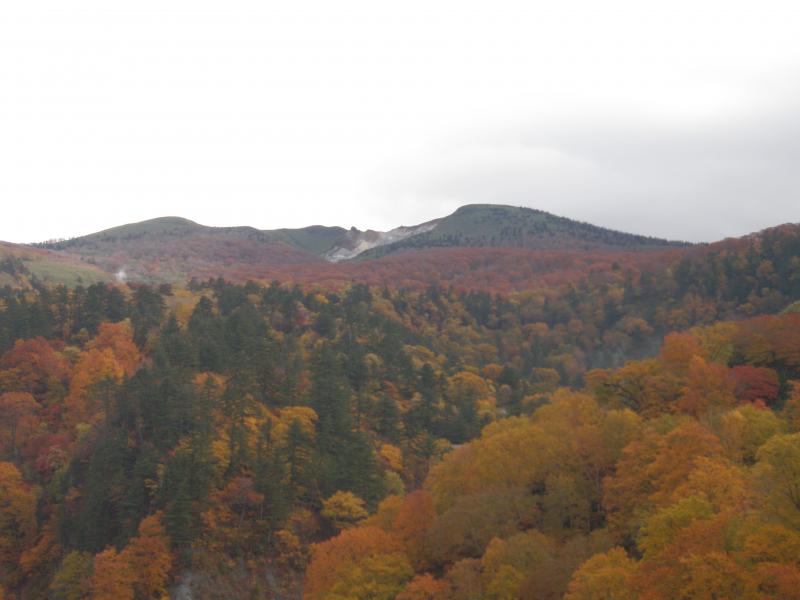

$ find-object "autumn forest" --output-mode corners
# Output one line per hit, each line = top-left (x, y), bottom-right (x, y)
(1, 209), (800, 599)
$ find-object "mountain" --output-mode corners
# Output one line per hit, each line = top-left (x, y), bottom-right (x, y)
(289, 204), (688, 260)
(30, 205), (688, 284)
(353, 204), (687, 259)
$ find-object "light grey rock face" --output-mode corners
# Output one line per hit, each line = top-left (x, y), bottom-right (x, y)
(169, 568), (301, 599)
(171, 573), (195, 600)
(324, 222), (438, 262)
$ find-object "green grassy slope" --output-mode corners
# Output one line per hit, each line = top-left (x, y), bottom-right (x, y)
(0, 242), (111, 287)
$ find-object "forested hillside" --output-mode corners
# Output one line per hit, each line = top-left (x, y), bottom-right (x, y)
(0, 222), (798, 599)
(356, 204), (686, 259)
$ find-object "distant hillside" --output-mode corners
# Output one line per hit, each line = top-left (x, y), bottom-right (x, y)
(30, 205), (691, 284)
(40, 217), (328, 284)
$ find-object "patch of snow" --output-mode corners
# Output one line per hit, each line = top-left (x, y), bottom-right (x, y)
(324, 222), (437, 262)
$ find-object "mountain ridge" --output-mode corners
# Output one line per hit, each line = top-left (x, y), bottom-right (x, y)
(8, 203), (766, 286)
(39, 204), (689, 257)
(8, 205), (797, 288)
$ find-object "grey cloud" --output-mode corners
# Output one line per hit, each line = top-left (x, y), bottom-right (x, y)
(368, 87), (800, 242)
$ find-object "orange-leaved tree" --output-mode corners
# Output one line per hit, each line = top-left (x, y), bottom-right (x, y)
(0, 391), (39, 459)
(90, 547), (135, 600)
(304, 526), (412, 600)
(122, 512), (172, 599)
(392, 490), (436, 568)
(564, 547), (637, 600)
(0, 461), (37, 588)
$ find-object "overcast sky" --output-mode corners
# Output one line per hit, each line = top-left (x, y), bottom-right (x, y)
(1, 1), (799, 244)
